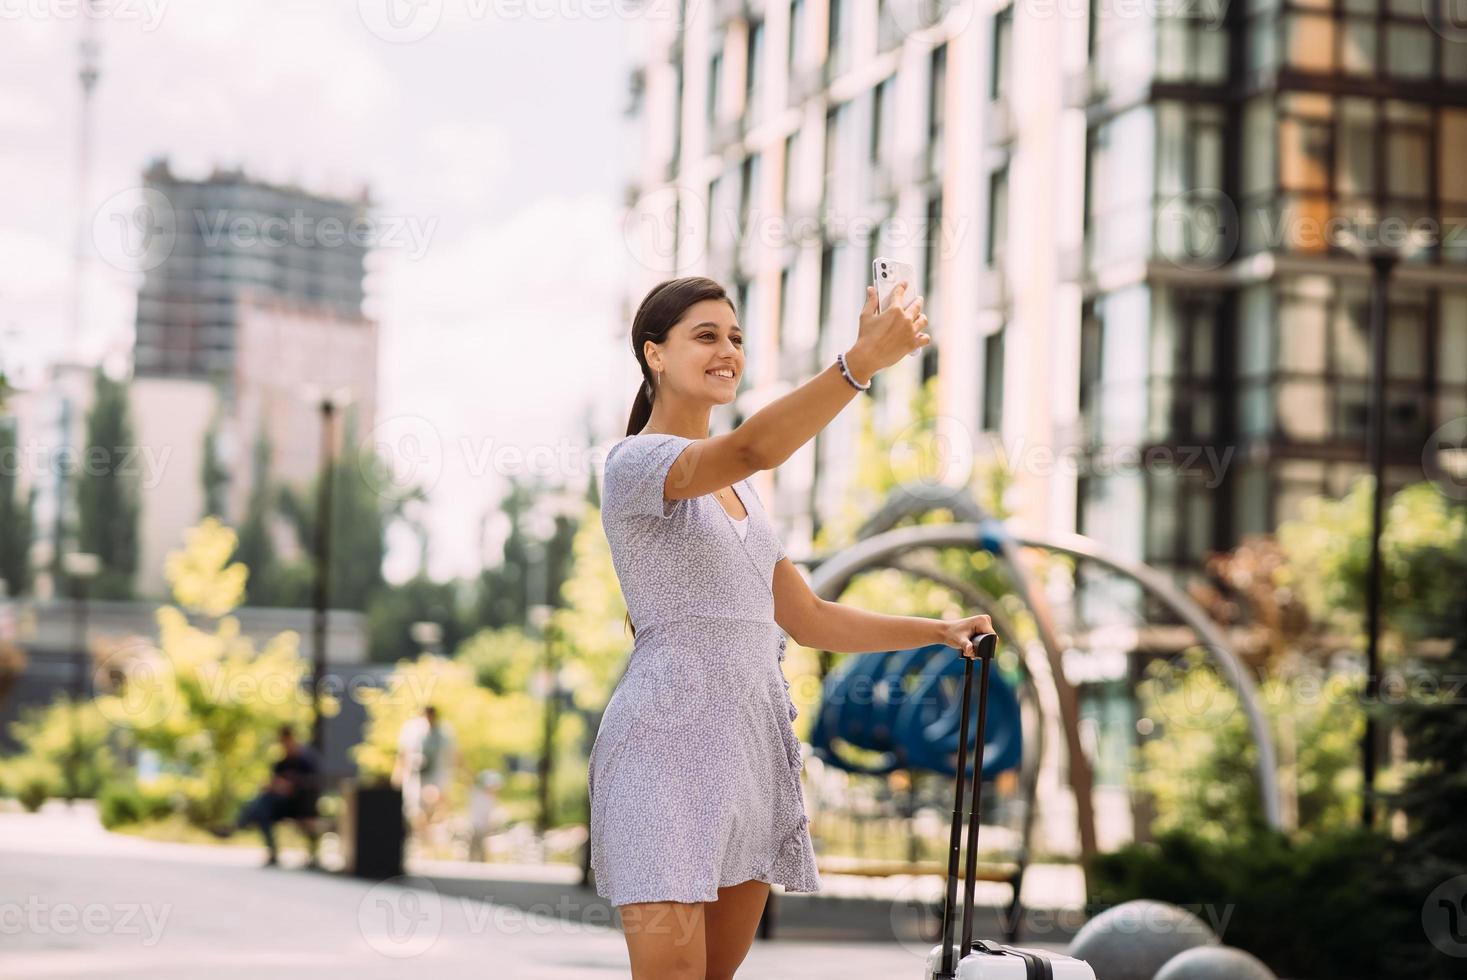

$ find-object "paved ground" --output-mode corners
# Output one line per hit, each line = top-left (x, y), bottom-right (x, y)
(1, 805), (1073, 979)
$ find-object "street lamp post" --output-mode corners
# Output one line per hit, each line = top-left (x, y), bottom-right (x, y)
(305, 386), (353, 758)
(1360, 250), (1398, 830)
(61, 550), (99, 805)
(1336, 225), (1429, 831)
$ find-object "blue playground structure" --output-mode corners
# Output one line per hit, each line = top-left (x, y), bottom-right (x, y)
(781, 482), (1283, 943)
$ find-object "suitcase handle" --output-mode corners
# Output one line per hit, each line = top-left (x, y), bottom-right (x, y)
(936, 630), (999, 980)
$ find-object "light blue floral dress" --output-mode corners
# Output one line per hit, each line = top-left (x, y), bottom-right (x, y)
(587, 432), (821, 906)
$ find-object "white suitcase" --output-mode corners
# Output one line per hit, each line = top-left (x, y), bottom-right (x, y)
(923, 633), (1096, 980)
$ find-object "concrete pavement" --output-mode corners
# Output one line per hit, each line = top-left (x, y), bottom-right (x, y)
(0, 804), (1075, 979)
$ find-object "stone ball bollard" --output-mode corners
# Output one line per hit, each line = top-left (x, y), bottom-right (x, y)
(1067, 900), (1220, 980)
(1153, 945), (1278, 980)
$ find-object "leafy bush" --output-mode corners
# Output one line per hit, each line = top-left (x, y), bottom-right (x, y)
(0, 755), (62, 812)
(1087, 827), (1415, 980)
(1134, 647), (1363, 844)
(97, 779), (177, 829)
(6, 696), (116, 801)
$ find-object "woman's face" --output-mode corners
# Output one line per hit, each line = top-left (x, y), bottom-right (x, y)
(647, 298), (744, 405)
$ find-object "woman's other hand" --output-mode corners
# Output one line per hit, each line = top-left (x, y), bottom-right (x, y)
(936, 614), (996, 659)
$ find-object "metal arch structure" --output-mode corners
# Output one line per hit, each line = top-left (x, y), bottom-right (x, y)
(800, 485), (1283, 870)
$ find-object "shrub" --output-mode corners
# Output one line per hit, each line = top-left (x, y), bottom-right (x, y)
(1087, 826), (1416, 980)
(97, 779), (177, 829)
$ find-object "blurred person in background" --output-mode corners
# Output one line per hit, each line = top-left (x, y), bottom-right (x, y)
(235, 725), (323, 868)
(467, 769), (505, 861)
(393, 704), (457, 843)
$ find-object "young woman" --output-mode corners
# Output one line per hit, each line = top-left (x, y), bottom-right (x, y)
(589, 275), (994, 979)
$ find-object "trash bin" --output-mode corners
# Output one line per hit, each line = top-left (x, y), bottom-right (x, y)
(339, 778), (405, 880)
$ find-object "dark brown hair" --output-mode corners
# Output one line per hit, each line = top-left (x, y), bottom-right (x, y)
(621, 277), (735, 639)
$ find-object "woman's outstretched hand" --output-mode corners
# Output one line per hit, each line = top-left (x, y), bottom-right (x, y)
(936, 614), (996, 659)
(844, 281), (929, 383)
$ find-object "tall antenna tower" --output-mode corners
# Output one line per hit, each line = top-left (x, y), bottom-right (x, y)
(69, 0), (102, 363)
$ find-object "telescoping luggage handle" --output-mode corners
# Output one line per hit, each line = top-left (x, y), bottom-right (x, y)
(936, 630), (1001, 980)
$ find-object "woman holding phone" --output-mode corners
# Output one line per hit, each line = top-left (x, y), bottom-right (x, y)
(589, 275), (994, 979)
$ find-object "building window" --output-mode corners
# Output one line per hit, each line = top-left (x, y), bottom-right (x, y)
(746, 20), (765, 122)
(828, 0), (850, 77)
(870, 75), (893, 168)
(927, 44), (947, 177)
(782, 129), (800, 211)
(986, 165), (1008, 267)
(738, 153), (761, 240)
(708, 47), (723, 125)
(924, 192), (943, 321)
(991, 4), (1013, 102)
(983, 326), (1006, 431)
(876, 0), (900, 51)
(823, 101), (849, 217)
(789, 0), (805, 73)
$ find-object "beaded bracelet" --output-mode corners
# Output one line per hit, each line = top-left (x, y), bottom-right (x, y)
(836, 351), (871, 392)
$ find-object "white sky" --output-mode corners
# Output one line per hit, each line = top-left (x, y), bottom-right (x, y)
(0, 0), (652, 583)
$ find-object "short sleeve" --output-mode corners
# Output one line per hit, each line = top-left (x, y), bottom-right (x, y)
(603, 433), (695, 521)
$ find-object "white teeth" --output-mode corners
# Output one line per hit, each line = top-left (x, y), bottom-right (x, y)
(708, 369), (734, 378)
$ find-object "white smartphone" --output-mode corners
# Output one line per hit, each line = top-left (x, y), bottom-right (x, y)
(873, 256), (921, 357)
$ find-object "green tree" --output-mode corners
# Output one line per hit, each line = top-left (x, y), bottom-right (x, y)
(1379, 520), (1467, 978)
(5, 695), (115, 802)
(1277, 478), (1467, 642)
(232, 429), (288, 607)
(199, 401), (229, 521)
(75, 367), (140, 599)
(98, 517), (325, 828)
(365, 572), (469, 664)
(471, 476), (577, 632)
(275, 415), (400, 611)
(0, 417), (35, 596)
